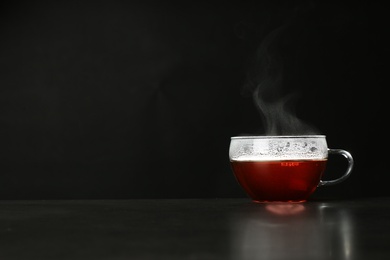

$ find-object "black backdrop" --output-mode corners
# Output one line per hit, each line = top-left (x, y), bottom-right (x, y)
(0, 0), (388, 199)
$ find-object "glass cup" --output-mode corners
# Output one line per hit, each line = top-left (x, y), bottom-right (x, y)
(229, 135), (354, 203)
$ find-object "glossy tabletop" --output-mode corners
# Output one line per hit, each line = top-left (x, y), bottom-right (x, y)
(1, 197), (389, 259)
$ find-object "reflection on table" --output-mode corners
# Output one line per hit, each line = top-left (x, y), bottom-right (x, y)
(230, 201), (363, 260)
(0, 198), (389, 260)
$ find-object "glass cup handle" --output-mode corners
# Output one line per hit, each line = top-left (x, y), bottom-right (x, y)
(318, 149), (354, 187)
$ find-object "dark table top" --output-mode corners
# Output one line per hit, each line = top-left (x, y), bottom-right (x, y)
(1, 197), (390, 260)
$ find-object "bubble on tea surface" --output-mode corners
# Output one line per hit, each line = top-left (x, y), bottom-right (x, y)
(268, 139), (322, 159)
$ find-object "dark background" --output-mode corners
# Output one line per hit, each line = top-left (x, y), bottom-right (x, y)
(0, 0), (388, 199)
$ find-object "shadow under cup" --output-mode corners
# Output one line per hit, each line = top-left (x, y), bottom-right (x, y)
(229, 136), (354, 203)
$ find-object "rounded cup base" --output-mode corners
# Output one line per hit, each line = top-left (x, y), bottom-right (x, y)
(252, 199), (307, 203)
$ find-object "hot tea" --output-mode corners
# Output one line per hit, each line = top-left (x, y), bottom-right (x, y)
(229, 136), (353, 203)
(230, 159), (327, 202)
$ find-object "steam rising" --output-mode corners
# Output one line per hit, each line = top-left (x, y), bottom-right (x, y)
(242, 8), (320, 136)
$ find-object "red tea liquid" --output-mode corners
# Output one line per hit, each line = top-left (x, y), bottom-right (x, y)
(230, 159), (327, 202)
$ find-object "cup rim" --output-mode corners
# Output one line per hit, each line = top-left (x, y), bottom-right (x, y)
(231, 135), (326, 139)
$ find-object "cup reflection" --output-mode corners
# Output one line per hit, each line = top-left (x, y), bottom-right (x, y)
(230, 203), (354, 260)
(265, 203), (306, 216)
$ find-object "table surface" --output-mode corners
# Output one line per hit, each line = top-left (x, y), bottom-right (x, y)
(1, 197), (390, 260)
